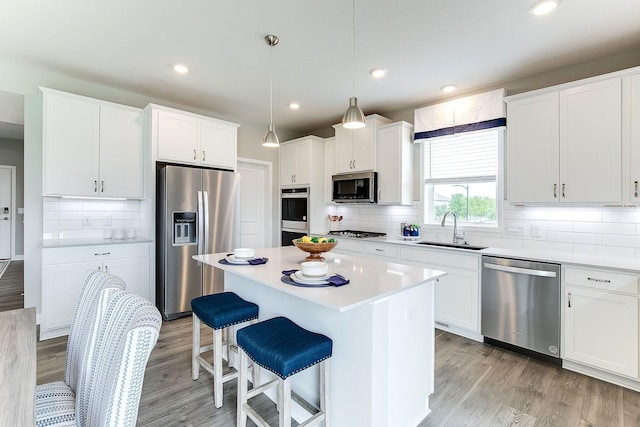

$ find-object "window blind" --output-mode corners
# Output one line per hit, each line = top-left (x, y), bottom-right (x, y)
(424, 130), (498, 181)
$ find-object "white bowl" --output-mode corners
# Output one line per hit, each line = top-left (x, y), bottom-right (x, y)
(233, 248), (255, 259)
(300, 261), (329, 277)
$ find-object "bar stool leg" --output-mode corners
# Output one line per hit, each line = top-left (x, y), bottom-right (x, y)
(279, 377), (292, 427)
(192, 314), (200, 380)
(321, 360), (331, 427)
(237, 348), (249, 427)
(213, 328), (224, 408)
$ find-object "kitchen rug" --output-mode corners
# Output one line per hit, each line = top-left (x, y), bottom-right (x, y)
(0, 261), (9, 279)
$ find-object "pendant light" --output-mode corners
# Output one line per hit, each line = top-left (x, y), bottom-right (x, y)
(342, 0), (365, 129)
(263, 34), (280, 147)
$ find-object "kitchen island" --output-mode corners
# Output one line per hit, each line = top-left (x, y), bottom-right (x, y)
(194, 246), (446, 427)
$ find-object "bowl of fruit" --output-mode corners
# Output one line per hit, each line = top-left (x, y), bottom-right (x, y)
(292, 236), (338, 261)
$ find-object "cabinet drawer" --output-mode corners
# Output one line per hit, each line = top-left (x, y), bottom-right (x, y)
(364, 243), (399, 258)
(43, 243), (150, 264)
(564, 266), (638, 294)
(332, 238), (363, 254)
(400, 247), (479, 270)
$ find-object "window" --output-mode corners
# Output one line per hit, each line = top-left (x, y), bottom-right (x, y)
(423, 128), (501, 226)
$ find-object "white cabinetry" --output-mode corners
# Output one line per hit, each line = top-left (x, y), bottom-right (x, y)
(563, 266), (639, 379)
(363, 242), (399, 262)
(42, 88), (145, 199)
(400, 246), (482, 340)
(324, 137), (335, 203)
(148, 104), (239, 170)
(507, 77), (622, 204)
(331, 238), (363, 256)
(279, 137), (315, 186)
(376, 121), (413, 205)
(333, 115), (391, 173)
(41, 243), (151, 340)
(627, 73), (640, 203)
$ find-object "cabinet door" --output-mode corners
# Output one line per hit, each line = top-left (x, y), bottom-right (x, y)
(629, 74), (640, 202)
(104, 257), (150, 300)
(157, 110), (199, 164)
(293, 142), (312, 185)
(334, 126), (354, 174)
(564, 286), (638, 378)
(324, 138), (335, 203)
(199, 120), (237, 170)
(507, 92), (559, 203)
(99, 106), (145, 198)
(279, 143), (297, 185)
(43, 93), (100, 196)
(42, 261), (101, 335)
(376, 123), (412, 205)
(434, 267), (480, 333)
(560, 78), (622, 203)
(352, 125), (375, 171)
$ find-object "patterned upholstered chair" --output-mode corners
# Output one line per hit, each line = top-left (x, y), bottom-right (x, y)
(35, 269), (126, 421)
(36, 286), (161, 426)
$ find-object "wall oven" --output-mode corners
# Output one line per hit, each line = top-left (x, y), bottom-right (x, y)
(281, 187), (309, 246)
(332, 171), (377, 203)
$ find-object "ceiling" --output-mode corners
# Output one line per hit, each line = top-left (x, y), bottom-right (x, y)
(0, 0), (639, 136)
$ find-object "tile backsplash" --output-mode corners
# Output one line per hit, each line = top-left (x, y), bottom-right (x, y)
(327, 203), (640, 261)
(43, 197), (144, 240)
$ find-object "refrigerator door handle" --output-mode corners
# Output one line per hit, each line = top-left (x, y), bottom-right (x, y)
(197, 190), (204, 257)
(203, 190), (210, 254)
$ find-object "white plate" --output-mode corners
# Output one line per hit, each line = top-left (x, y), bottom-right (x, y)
(226, 255), (250, 265)
(294, 270), (332, 281)
(290, 273), (329, 285)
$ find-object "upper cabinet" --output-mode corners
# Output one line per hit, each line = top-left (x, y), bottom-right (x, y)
(376, 121), (414, 205)
(147, 104), (239, 170)
(333, 115), (391, 174)
(280, 138), (312, 186)
(507, 76), (623, 204)
(42, 88), (145, 199)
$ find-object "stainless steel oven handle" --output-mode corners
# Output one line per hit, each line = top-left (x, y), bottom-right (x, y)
(483, 263), (557, 278)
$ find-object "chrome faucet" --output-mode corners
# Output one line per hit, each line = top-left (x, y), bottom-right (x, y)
(441, 211), (465, 244)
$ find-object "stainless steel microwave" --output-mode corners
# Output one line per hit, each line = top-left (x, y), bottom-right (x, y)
(331, 171), (377, 203)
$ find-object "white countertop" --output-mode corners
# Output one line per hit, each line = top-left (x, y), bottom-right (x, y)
(317, 233), (640, 273)
(193, 246), (446, 312)
(41, 236), (152, 248)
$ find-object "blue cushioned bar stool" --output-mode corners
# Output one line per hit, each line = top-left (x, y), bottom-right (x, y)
(191, 292), (259, 408)
(237, 316), (333, 427)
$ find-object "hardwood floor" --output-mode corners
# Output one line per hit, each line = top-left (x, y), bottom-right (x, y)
(0, 260), (23, 311)
(27, 257), (640, 426)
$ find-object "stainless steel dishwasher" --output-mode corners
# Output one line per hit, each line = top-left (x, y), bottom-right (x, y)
(481, 256), (561, 361)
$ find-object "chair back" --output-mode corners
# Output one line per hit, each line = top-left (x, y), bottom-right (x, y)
(76, 288), (161, 427)
(64, 270), (126, 392)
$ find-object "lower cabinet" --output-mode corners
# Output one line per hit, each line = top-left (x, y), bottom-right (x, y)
(563, 266), (639, 379)
(41, 243), (151, 340)
(399, 247), (482, 340)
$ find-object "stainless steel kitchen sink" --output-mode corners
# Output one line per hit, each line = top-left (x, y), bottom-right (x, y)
(415, 241), (487, 250)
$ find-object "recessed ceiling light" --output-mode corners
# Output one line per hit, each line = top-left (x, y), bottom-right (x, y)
(369, 68), (387, 78)
(529, 0), (561, 15)
(173, 64), (189, 74)
(440, 84), (457, 93)
(288, 103), (300, 110)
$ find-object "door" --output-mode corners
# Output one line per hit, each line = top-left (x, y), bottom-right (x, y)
(238, 161), (268, 249)
(157, 110), (199, 164)
(159, 165), (202, 318)
(0, 167), (11, 259)
(199, 120), (236, 169)
(202, 169), (239, 296)
(105, 257), (149, 300)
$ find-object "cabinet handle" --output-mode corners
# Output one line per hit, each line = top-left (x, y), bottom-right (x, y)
(94, 180), (98, 193)
(101, 180), (104, 193)
(567, 292), (571, 308)
(193, 149), (197, 160)
(635, 181), (638, 198)
(104, 265), (109, 272)
(553, 184), (557, 198)
(562, 183), (565, 198)
(375, 248), (383, 252)
(94, 252), (111, 256)
(202, 150), (206, 162)
(353, 160), (355, 169)
(587, 277), (611, 283)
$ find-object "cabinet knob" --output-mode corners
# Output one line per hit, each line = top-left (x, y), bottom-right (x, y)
(202, 150), (206, 162)
(94, 180), (98, 193)
(562, 183), (566, 198)
(635, 181), (638, 198)
(193, 149), (197, 160)
(553, 184), (557, 198)
(101, 181), (104, 193)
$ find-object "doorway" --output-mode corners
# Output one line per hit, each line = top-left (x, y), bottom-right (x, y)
(0, 166), (15, 260)
(237, 158), (272, 249)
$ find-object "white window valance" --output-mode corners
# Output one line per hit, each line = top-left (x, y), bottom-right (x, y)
(414, 88), (506, 141)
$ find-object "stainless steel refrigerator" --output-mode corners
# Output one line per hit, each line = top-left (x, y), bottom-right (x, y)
(156, 164), (240, 320)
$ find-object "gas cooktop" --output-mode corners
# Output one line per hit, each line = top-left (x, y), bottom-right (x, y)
(328, 230), (387, 239)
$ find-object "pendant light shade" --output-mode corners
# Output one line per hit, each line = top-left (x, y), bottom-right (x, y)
(262, 34), (280, 147)
(342, 0), (365, 129)
(342, 97), (366, 129)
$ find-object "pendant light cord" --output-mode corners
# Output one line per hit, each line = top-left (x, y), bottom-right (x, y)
(269, 42), (274, 126)
(351, 0), (356, 97)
